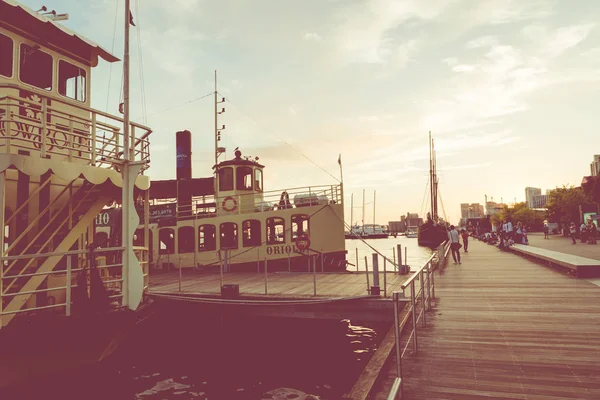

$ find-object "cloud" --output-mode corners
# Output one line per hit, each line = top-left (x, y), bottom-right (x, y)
(466, 35), (497, 49)
(304, 32), (322, 41)
(452, 64), (476, 72)
(543, 24), (595, 58)
(288, 107), (297, 115)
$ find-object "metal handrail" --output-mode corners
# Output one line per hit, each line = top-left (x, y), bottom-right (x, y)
(387, 240), (450, 400)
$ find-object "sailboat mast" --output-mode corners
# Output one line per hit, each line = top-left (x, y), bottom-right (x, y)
(432, 139), (438, 219)
(362, 189), (365, 234)
(373, 190), (376, 233)
(350, 193), (353, 228)
(214, 70), (218, 166)
(429, 131), (433, 220)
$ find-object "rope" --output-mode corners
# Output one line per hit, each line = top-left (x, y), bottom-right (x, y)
(218, 92), (340, 182)
(143, 92), (213, 118)
(104, 0), (120, 120)
(134, 0), (148, 124)
(419, 174), (430, 218)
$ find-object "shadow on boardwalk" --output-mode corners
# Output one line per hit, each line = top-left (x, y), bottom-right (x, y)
(372, 240), (600, 400)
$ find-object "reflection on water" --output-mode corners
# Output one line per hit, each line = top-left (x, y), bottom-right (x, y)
(5, 238), (429, 400)
(347, 237), (434, 271)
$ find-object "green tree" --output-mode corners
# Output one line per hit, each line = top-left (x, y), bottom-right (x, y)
(546, 186), (590, 224)
(582, 176), (600, 204)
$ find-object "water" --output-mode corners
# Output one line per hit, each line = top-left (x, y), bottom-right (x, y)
(347, 236), (434, 271)
(5, 238), (432, 400)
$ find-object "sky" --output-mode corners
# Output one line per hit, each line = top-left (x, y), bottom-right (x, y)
(17, 0), (600, 225)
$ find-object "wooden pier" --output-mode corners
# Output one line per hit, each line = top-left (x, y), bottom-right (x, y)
(373, 239), (600, 399)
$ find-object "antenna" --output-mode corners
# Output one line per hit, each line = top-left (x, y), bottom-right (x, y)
(214, 70), (226, 165)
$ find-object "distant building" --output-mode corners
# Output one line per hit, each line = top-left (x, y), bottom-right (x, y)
(486, 201), (506, 216)
(591, 154), (600, 177)
(405, 212), (422, 228)
(388, 221), (403, 233)
(525, 187), (542, 208)
(531, 194), (548, 209)
(460, 203), (485, 225)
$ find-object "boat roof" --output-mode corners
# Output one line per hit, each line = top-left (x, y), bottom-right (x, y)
(214, 150), (264, 169)
(0, 0), (119, 66)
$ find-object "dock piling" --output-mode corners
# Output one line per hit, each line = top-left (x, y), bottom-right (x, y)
(383, 257), (387, 297)
(372, 253), (380, 295)
(364, 256), (370, 293)
(404, 246), (407, 270)
(392, 248), (396, 272)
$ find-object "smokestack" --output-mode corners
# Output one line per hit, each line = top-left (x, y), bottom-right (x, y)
(176, 130), (192, 216)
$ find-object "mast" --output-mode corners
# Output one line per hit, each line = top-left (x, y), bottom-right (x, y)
(429, 131), (433, 220)
(432, 138), (438, 220)
(362, 189), (365, 234)
(373, 190), (376, 233)
(350, 193), (353, 228)
(214, 70), (218, 166)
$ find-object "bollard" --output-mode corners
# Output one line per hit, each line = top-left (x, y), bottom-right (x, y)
(392, 248), (396, 272)
(405, 246), (408, 270)
(264, 257), (268, 294)
(371, 253), (380, 296)
(355, 248), (359, 272)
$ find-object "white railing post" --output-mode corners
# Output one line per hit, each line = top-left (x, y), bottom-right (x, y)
(364, 255), (370, 293)
(411, 280), (418, 354)
(392, 291), (403, 384)
(420, 269), (426, 327)
(372, 253), (380, 295)
(41, 97), (47, 158)
(66, 256), (72, 316)
(91, 113), (97, 165)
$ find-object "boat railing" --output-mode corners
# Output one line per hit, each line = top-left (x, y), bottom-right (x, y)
(386, 240), (449, 400)
(156, 183), (343, 219)
(0, 89), (151, 170)
(0, 246), (148, 329)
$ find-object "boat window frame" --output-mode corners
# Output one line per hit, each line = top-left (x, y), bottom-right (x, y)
(0, 32), (14, 78)
(254, 168), (263, 192)
(220, 222), (239, 250)
(57, 58), (87, 102)
(218, 167), (234, 192)
(18, 43), (53, 91)
(291, 214), (310, 241)
(236, 166), (253, 191)
(178, 226), (195, 254)
(266, 217), (285, 245)
(198, 224), (216, 252)
(242, 219), (261, 247)
(158, 228), (175, 255)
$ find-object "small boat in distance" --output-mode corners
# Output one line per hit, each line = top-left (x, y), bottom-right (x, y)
(345, 224), (389, 239)
(406, 227), (418, 238)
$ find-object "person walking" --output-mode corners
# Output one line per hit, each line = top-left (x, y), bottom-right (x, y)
(569, 222), (577, 244)
(543, 223), (549, 239)
(448, 225), (461, 264)
(461, 229), (469, 252)
(580, 222), (587, 243)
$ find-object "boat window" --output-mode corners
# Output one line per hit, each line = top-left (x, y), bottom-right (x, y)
(198, 224), (216, 252)
(19, 44), (52, 90)
(255, 169), (263, 192)
(218, 167), (234, 191)
(158, 228), (175, 254)
(220, 222), (238, 249)
(0, 33), (13, 77)
(236, 166), (253, 191)
(266, 217), (285, 244)
(242, 219), (261, 247)
(178, 226), (195, 253)
(292, 214), (310, 241)
(58, 60), (86, 102)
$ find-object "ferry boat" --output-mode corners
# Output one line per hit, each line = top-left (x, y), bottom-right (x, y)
(95, 85), (347, 273)
(0, 0), (151, 388)
(345, 224), (389, 239)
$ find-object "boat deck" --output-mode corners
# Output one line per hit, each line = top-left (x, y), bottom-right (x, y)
(149, 270), (409, 298)
(373, 239), (600, 399)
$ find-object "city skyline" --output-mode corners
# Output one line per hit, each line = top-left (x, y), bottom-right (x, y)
(17, 0), (600, 225)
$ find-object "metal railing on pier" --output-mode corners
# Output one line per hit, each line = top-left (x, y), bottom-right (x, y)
(387, 240), (450, 400)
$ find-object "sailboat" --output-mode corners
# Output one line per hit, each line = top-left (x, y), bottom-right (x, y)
(417, 132), (448, 247)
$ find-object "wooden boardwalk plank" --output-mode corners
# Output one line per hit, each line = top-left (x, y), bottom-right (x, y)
(372, 240), (600, 400)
